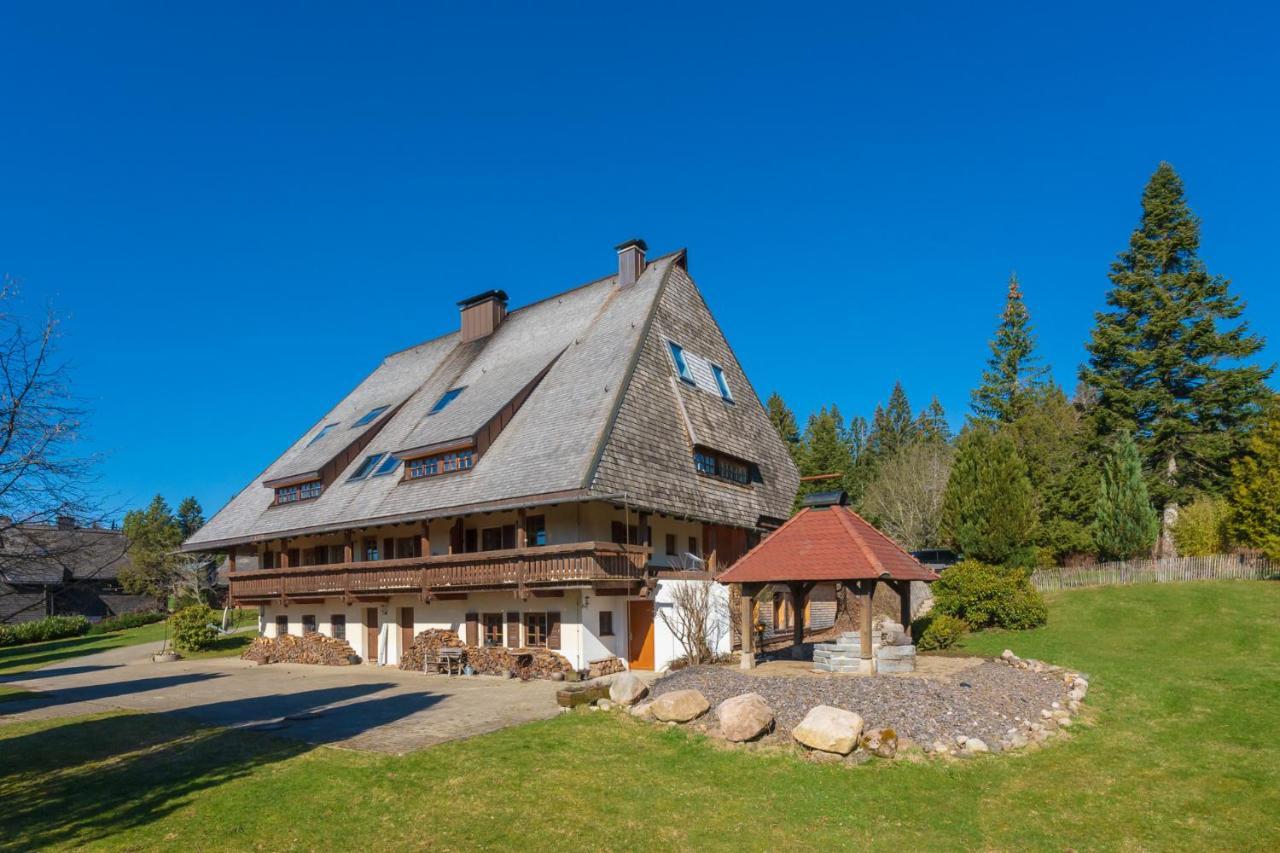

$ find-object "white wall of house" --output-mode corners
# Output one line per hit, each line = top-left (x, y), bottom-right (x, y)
(652, 578), (730, 670)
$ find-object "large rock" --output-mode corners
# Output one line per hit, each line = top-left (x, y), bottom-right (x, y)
(716, 692), (774, 742)
(862, 727), (898, 758)
(609, 672), (649, 706)
(651, 689), (710, 723)
(792, 705), (864, 755)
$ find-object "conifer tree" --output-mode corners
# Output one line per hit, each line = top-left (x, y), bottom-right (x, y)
(916, 397), (951, 444)
(1092, 432), (1160, 560)
(970, 273), (1049, 424)
(765, 391), (802, 465)
(941, 426), (1039, 565)
(868, 381), (918, 460)
(797, 406), (857, 504)
(1082, 162), (1272, 507)
(1228, 398), (1280, 560)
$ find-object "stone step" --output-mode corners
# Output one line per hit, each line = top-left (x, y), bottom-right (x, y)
(876, 659), (915, 674)
(876, 645), (917, 660)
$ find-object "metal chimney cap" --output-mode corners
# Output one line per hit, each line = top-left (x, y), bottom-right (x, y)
(614, 238), (648, 252)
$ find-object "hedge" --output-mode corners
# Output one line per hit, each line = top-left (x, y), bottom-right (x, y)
(0, 614), (90, 647)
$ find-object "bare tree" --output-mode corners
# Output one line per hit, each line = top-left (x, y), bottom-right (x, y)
(860, 441), (954, 551)
(0, 282), (110, 620)
(659, 580), (728, 665)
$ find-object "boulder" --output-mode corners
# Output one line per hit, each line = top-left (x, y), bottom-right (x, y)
(962, 738), (990, 755)
(792, 705), (864, 755)
(597, 699), (614, 711)
(861, 727), (898, 758)
(716, 692), (774, 743)
(629, 700), (654, 719)
(609, 672), (649, 706)
(651, 689), (710, 723)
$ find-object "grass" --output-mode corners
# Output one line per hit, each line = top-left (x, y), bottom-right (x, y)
(1, 581), (1277, 851)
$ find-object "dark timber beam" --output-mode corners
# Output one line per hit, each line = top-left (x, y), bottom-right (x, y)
(739, 582), (762, 670)
(786, 581), (816, 660)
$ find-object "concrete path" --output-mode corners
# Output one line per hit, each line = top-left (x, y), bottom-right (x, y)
(0, 641), (562, 754)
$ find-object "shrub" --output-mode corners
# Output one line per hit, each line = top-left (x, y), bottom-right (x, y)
(1172, 496), (1233, 556)
(932, 559), (1048, 630)
(169, 604), (217, 652)
(0, 614), (90, 647)
(915, 613), (968, 651)
(87, 610), (166, 635)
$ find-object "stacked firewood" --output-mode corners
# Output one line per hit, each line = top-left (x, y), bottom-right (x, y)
(398, 629), (465, 672)
(587, 656), (625, 679)
(457, 645), (575, 679)
(241, 633), (359, 666)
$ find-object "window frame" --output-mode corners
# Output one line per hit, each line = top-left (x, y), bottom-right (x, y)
(524, 612), (548, 648)
(349, 453), (386, 482)
(668, 341), (694, 383)
(351, 405), (390, 428)
(428, 387), (466, 416)
(301, 614), (317, 635)
(711, 364), (734, 402)
(307, 422), (340, 447)
(482, 613), (504, 647)
(599, 610), (614, 637)
(330, 614), (346, 640)
(372, 454), (400, 477)
(406, 448), (474, 480)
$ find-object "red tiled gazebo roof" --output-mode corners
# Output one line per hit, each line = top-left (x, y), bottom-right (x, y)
(717, 502), (940, 584)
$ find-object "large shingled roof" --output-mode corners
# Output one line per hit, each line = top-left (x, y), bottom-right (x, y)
(717, 504), (940, 584)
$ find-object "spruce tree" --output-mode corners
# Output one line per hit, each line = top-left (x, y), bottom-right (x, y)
(1228, 398), (1280, 560)
(868, 381), (918, 461)
(1082, 162), (1272, 507)
(970, 273), (1049, 424)
(941, 426), (1039, 565)
(1092, 432), (1160, 560)
(176, 497), (205, 540)
(797, 406), (857, 504)
(916, 397), (951, 444)
(765, 392), (802, 465)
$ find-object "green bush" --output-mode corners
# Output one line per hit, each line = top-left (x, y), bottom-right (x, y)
(169, 604), (217, 652)
(0, 614), (91, 647)
(933, 559), (1048, 630)
(915, 613), (969, 651)
(1172, 496), (1233, 556)
(86, 610), (166, 635)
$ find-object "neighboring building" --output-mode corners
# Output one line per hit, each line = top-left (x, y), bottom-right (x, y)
(182, 240), (799, 671)
(0, 517), (154, 624)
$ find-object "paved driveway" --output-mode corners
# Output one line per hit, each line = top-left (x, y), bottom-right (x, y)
(0, 641), (562, 754)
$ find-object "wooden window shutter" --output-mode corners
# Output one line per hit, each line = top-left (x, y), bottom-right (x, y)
(506, 611), (521, 648)
(465, 612), (479, 646)
(547, 611), (561, 649)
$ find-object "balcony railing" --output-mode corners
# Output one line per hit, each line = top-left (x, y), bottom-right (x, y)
(229, 541), (652, 602)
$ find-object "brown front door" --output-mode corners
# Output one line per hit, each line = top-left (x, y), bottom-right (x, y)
(365, 607), (379, 664)
(627, 600), (655, 670)
(399, 606), (414, 662)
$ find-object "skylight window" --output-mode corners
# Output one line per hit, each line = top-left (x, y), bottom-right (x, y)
(352, 406), (390, 428)
(307, 422), (340, 447)
(429, 387), (465, 416)
(373, 454), (400, 477)
(711, 365), (733, 401)
(669, 342), (693, 382)
(348, 453), (385, 481)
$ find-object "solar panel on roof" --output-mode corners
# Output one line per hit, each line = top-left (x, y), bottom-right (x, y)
(801, 490), (848, 508)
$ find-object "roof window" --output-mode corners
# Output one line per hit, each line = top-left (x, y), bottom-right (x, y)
(352, 406), (389, 428)
(668, 342), (693, 382)
(711, 365), (733, 401)
(373, 454), (400, 477)
(429, 387), (466, 415)
(348, 453), (386, 481)
(307, 422), (340, 447)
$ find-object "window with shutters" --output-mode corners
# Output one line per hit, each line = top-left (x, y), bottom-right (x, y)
(524, 612), (548, 648)
(330, 614), (346, 640)
(599, 610), (614, 637)
(483, 613), (503, 646)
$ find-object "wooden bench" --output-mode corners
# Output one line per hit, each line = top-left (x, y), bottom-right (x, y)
(436, 647), (464, 676)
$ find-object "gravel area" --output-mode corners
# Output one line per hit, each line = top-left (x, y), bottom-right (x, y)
(652, 661), (1071, 747)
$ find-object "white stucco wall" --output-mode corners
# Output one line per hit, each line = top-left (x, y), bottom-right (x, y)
(652, 578), (730, 671)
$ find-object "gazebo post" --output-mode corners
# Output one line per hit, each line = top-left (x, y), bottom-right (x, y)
(739, 583), (760, 670)
(787, 581), (814, 660)
(849, 579), (876, 675)
(895, 579), (913, 639)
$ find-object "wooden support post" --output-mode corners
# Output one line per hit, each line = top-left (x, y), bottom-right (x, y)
(897, 580), (913, 639)
(787, 581), (815, 660)
(419, 521), (431, 559)
(638, 512), (651, 548)
(279, 542), (290, 570)
(343, 532), (354, 564)
(516, 508), (528, 549)
(739, 583), (758, 669)
(226, 550), (237, 574)
(859, 580), (875, 674)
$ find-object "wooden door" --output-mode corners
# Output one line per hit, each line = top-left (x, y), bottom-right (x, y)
(399, 606), (414, 662)
(627, 600), (655, 670)
(365, 607), (379, 664)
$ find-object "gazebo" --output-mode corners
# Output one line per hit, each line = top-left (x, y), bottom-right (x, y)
(717, 491), (940, 672)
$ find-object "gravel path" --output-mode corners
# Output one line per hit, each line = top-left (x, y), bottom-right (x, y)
(652, 661), (1070, 747)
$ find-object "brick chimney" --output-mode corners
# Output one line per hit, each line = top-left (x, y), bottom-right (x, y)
(458, 290), (509, 342)
(615, 238), (647, 288)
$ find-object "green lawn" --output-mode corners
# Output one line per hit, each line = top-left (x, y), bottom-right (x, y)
(1, 582), (1277, 851)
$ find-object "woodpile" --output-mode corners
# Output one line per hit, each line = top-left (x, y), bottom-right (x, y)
(587, 656), (625, 679)
(399, 629), (464, 672)
(242, 633), (359, 666)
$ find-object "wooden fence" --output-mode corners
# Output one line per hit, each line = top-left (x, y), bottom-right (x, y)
(1030, 554), (1276, 592)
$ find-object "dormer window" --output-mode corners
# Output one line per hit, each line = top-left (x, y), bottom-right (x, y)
(307, 422), (339, 447)
(429, 387), (465, 415)
(406, 449), (474, 480)
(352, 406), (389, 428)
(694, 449), (754, 486)
(275, 480), (322, 504)
(668, 342), (693, 383)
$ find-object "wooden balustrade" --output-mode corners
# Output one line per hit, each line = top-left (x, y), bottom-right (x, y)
(229, 541), (651, 603)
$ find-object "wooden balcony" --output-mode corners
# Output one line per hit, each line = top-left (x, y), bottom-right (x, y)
(229, 541), (652, 604)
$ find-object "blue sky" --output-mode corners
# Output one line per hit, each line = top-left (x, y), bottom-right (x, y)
(1, 2), (1277, 521)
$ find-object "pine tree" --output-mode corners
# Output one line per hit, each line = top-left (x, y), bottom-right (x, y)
(941, 426), (1039, 565)
(970, 273), (1049, 424)
(1082, 162), (1272, 508)
(119, 495), (184, 597)
(1092, 432), (1160, 560)
(797, 406), (856, 504)
(176, 497), (205, 540)
(868, 381), (918, 460)
(916, 397), (951, 444)
(765, 392), (801, 465)
(1228, 398), (1280, 560)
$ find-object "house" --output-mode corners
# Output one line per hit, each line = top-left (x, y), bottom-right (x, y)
(0, 517), (154, 624)
(182, 240), (799, 671)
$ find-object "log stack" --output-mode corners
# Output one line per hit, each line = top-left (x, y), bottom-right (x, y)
(466, 646), (574, 679)
(241, 633), (359, 666)
(398, 628), (465, 672)
(587, 656), (625, 679)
